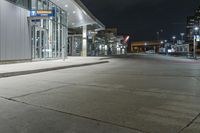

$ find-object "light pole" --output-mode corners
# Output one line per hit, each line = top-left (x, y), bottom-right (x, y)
(193, 26), (199, 59)
(156, 29), (163, 41)
(156, 32), (160, 41)
(172, 36), (176, 44)
(160, 40), (164, 49)
(180, 33), (185, 43)
(172, 36), (176, 54)
(144, 42), (147, 53)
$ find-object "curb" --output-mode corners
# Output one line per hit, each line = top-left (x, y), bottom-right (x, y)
(99, 57), (112, 60)
(0, 61), (109, 78)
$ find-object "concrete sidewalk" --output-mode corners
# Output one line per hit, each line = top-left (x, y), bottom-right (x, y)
(0, 57), (109, 78)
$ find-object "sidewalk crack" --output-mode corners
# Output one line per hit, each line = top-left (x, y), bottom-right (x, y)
(10, 85), (67, 99)
(177, 113), (200, 133)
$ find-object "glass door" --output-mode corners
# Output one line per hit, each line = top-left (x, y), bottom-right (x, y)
(33, 27), (48, 60)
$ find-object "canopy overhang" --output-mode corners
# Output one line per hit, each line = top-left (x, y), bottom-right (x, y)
(50, 0), (105, 31)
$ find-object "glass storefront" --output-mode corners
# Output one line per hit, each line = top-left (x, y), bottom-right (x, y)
(68, 35), (82, 56)
(30, 0), (68, 60)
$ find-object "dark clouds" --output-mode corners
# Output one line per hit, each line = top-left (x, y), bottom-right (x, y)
(81, 0), (200, 41)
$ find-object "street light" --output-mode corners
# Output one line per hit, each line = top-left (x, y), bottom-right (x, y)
(144, 42), (147, 53)
(160, 41), (164, 53)
(180, 33), (185, 43)
(172, 36), (176, 44)
(156, 32), (160, 41)
(193, 26), (199, 59)
(194, 26), (199, 31)
(156, 29), (164, 41)
(160, 41), (164, 47)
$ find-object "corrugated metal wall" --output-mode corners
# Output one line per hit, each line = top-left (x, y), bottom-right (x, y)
(0, 0), (31, 61)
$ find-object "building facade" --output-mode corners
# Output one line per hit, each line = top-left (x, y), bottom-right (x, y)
(186, 6), (200, 42)
(0, 0), (31, 61)
(185, 6), (200, 55)
(0, 0), (104, 62)
(186, 16), (195, 41)
(95, 29), (127, 56)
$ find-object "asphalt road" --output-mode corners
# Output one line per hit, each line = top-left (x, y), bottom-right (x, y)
(0, 54), (200, 133)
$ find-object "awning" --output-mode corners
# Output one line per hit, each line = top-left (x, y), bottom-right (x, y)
(50, 0), (105, 31)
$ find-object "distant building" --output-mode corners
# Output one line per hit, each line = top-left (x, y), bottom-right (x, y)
(186, 16), (195, 41)
(186, 6), (200, 42)
(185, 6), (200, 55)
(105, 28), (118, 36)
(95, 28), (127, 55)
(194, 6), (200, 24)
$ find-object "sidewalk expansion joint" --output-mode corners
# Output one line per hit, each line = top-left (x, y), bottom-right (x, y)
(35, 81), (200, 98)
(0, 61), (109, 79)
(10, 85), (68, 99)
(0, 96), (150, 133)
(195, 77), (200, 81)
(177, 112), (200, 133)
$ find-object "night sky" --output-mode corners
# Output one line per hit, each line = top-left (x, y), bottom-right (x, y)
(81, 0), (200, 41)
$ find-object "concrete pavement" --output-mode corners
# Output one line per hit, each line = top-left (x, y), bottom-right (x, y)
(0, 54), (200, 133)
